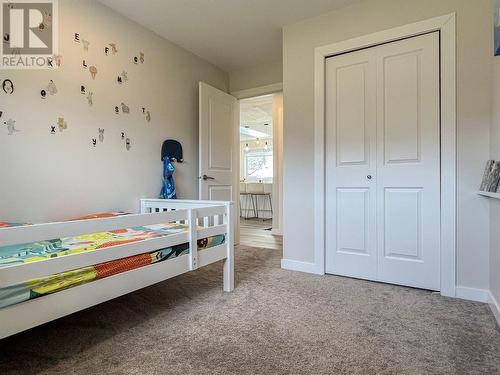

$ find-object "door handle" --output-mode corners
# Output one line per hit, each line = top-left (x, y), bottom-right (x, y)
(201, 174), (215, 181)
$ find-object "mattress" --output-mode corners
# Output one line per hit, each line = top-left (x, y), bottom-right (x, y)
(0, 215), (225, 309)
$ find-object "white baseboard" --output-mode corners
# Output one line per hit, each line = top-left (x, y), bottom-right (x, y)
(281, 258), (321, 274)
(489, 291), (500, 327)
(455, 286), (490, 303)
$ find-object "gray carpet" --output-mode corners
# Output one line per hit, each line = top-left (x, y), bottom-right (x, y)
(0, 246), (499, 375)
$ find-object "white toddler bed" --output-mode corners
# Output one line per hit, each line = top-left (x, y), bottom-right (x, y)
(0, 199), (234, 339)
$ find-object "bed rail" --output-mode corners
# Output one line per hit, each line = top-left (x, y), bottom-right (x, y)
(140, 199), (234, 291)
(0, 199), (234, 339)
(0, 200), (234, 291)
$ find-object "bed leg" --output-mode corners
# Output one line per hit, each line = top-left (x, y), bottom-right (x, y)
(223, 252), (234, 292)
(223, 202), (234, 292)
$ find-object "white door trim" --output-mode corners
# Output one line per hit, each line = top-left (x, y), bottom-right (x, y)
(313, 13), (456, 297)
(231, 83), (283, 100)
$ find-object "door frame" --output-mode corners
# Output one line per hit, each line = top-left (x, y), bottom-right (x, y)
(231, 84), (284, 237)
(313, 13), (456, 297)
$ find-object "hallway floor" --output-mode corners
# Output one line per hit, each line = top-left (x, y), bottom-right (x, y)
(240, 218), (282, 250)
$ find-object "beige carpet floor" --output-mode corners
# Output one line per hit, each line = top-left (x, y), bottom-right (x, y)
(0, 246), (499, 374)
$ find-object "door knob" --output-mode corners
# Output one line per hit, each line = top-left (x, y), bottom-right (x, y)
(367, 175), (372, 180)
(201, 174), (215, 181)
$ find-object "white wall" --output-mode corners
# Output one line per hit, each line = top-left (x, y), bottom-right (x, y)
(282, 0), (492, 290)
(229, 60), (282, 93)
(0, 0), (228, 223)
(491, 58), (500, 307)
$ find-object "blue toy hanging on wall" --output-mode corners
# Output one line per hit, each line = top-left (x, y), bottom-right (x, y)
(159, 158), (177, 199)
(159, 139), (183, 199)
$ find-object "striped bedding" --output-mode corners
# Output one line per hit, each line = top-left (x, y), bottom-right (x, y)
(0, 214), (225, 309)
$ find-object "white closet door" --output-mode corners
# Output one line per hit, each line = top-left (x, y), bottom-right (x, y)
(325, 32), (440, 290)
(325, 48), (377, 279)
(376, 33), (440, 290)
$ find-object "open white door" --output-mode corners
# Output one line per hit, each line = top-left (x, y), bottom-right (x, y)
(199, 82), (239, 242)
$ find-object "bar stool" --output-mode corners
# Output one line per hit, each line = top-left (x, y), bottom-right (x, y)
(246, 183), (273, 221)
(240, 182), (257, 219)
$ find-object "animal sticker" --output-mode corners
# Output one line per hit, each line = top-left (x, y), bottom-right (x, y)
(142, 107), (151, 123)
(3, 119), (19, 135)
(51, 54), (63, 67)
(58, 117), (67, 132)
(87, 91), (93, 106)
(82, 39), (90, 51)
(121, 102), (130, 114)
(47, 80), (57, 95)
(89, 66), (97, 79)
(41, 80), (57, 99)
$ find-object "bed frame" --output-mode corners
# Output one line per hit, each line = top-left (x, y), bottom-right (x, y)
(0, 199), (234, 339)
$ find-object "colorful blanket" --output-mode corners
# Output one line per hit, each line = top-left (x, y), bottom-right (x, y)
(0, 214), (225, 309)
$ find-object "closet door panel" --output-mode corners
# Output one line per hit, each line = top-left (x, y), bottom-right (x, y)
(376, 32), (440, 290)
(325, 49), (377, 280)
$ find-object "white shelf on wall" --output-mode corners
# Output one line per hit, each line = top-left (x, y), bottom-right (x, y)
(477, 191), (500, 200)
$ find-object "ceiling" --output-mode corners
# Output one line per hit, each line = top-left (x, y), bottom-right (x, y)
(98, 0), (360, 72)
(240, 95), (273, 141)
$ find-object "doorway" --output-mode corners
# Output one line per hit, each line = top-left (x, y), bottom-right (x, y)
(239, 93), (283, 250)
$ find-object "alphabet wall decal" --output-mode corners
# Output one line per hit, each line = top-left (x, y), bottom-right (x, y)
(2, 79), (14, 94)
(98, 128), (104, 142)
(117, 71), (128, 84)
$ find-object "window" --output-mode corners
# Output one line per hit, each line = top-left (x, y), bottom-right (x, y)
(244, 150), (273, 182)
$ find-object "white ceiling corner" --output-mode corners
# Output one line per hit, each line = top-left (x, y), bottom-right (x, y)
(97, 0), (361, 72)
